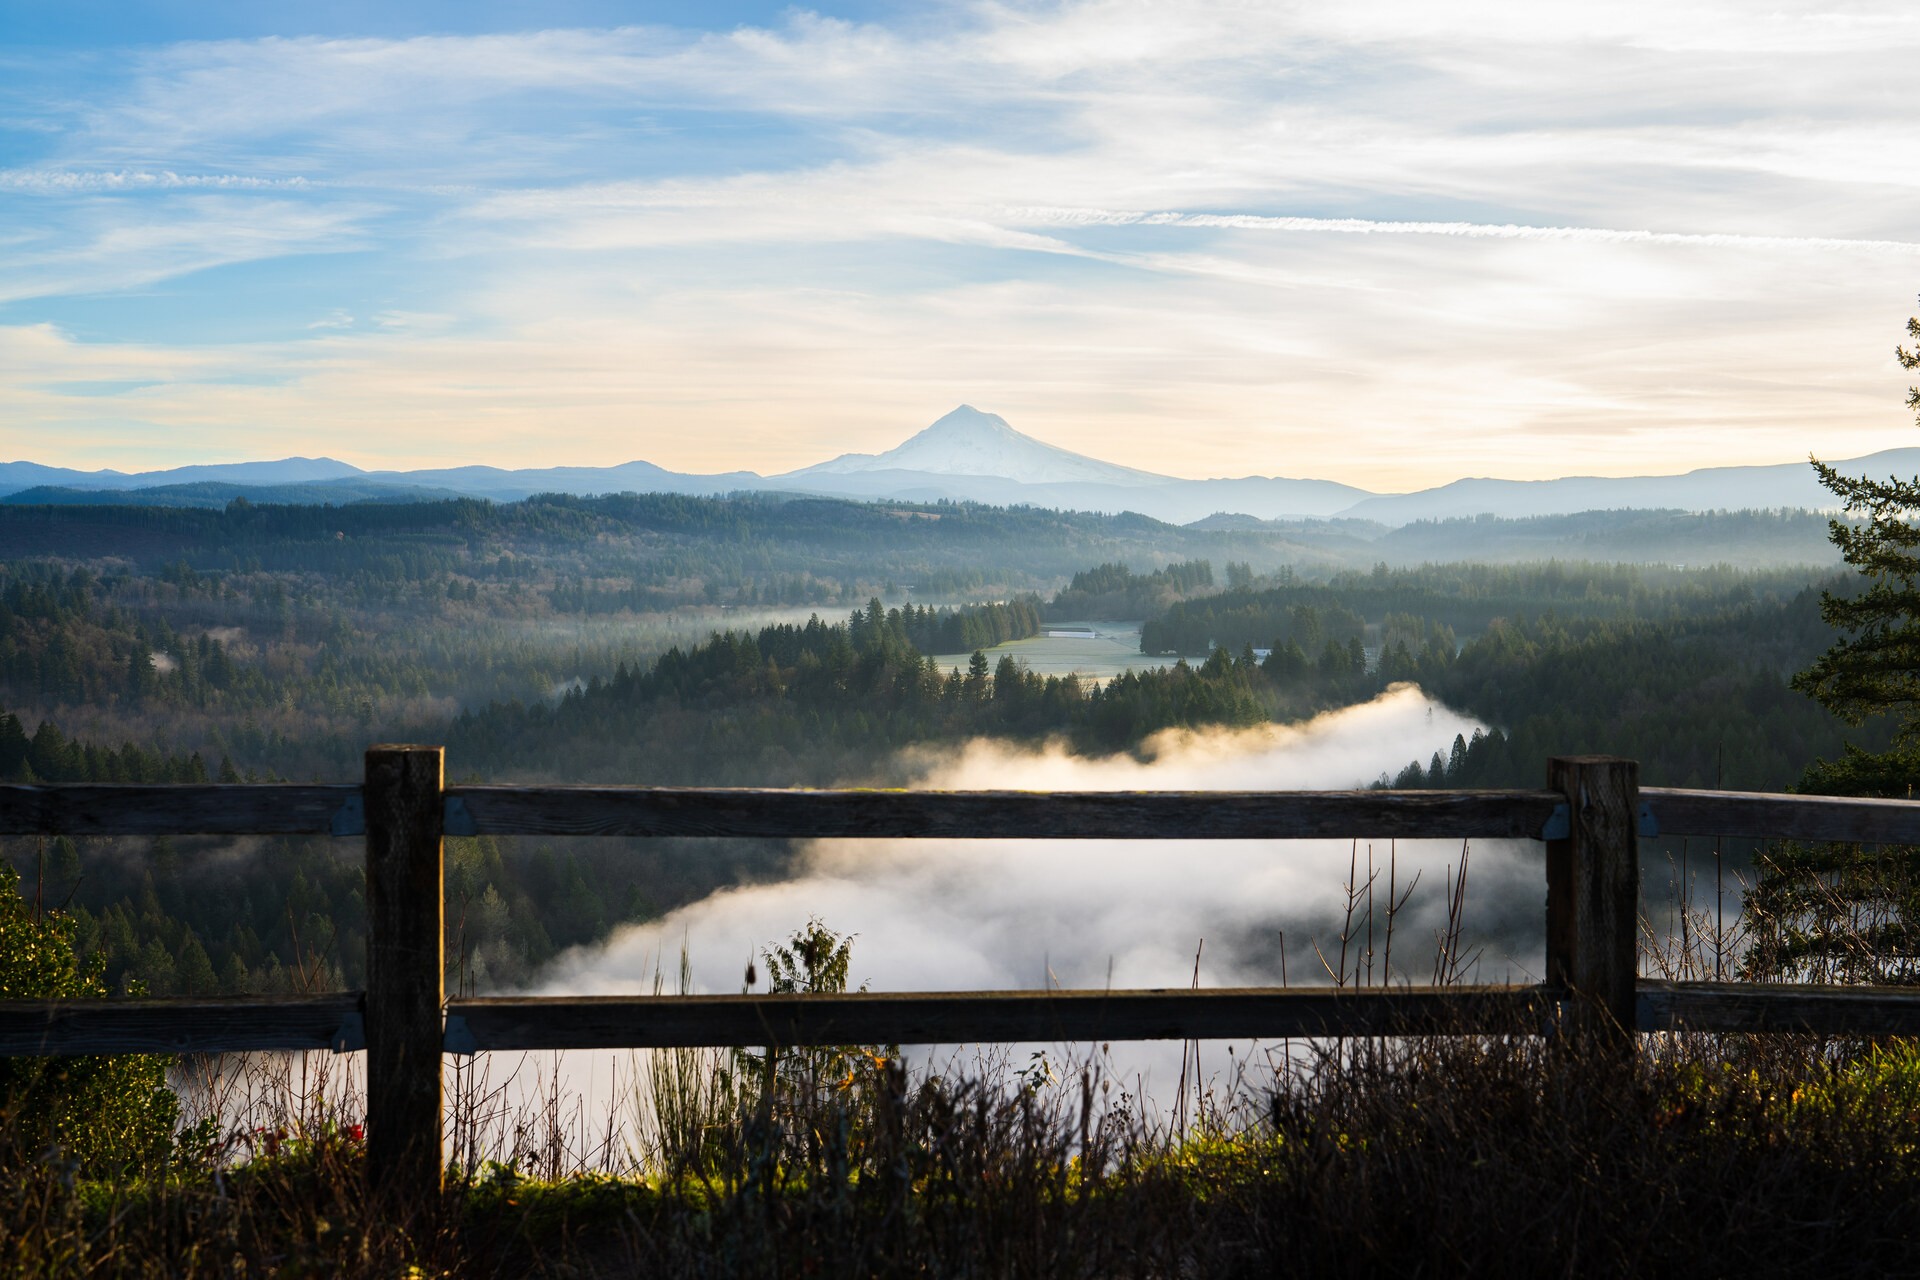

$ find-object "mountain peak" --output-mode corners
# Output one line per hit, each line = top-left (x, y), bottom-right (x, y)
(901, 404), (1026, 448)
(780, 405), (1170, 487)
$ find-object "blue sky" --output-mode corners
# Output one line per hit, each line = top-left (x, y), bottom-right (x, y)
(3, 1), (1918, 486)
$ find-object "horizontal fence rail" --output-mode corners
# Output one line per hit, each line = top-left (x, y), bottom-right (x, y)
(0, 783), (364, 836)
(442, 987), (1553, 1051)
(440, 785), (1569, 841)
(0, 994), (365, 1056)
(8, 750), (1920, 1202)
(11, 982), (1920, 1058)
(1638, 980), (1920, 1035)
(1639, 786), (1920, 843)
(0, 783), (1571, 841)
(13, 781), (1920, 844)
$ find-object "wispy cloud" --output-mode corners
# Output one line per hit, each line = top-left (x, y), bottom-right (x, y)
(3, 2), (1918, 478)
(0, 195), (376, 304)
(1010, 208), (1920, 257)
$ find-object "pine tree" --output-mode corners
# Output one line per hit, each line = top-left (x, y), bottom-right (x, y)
(964, 650), (990, 701)
(1790, 318), (1920, 786)
(1746, 311), (1920, 983)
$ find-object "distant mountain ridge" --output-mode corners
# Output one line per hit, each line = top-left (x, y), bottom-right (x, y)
(0, 456), (361, 492)
(362, 459), (758, 497)
(3, 406), (1902, 526)
(1333, 455), (1920, 526)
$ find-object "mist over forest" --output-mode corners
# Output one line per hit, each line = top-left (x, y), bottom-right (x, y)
(0, 487), (1887, 1003)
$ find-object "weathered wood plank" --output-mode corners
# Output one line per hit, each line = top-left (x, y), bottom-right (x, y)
(9, 781), (1920, 845)
(444, 786), (1566, 841)
(364, 745), (445, 1200)
(0, 994), (362, 1055)
(0, 784), (361, 836)
(1640, 979), (1920, 1034)
(1644, 787), (1920, 843)
(1546, 757), (1639, 1045)
(445, 986), (1551, 1050)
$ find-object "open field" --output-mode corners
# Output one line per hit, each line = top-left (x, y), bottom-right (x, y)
(935, 620), (1162, 681)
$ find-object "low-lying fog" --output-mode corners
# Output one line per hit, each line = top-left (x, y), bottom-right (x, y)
(196, 687), (1553, 1161)
(538, 685), (1541, 1001)
(518, 686), (1545, 1120)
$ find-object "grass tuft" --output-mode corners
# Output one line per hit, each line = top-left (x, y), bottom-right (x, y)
(8, 1026), (1920, 1276)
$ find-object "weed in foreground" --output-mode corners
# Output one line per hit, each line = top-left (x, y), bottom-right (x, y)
(12, 900), (1920, 1277)
(8, 1024), (1920, 1277)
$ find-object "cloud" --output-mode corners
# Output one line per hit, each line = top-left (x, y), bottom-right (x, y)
(5, 3), (1920, 482)
(0, 217), (1901, 489)
(1009, 208), (1920, 257)
(0, 195), (376, 304)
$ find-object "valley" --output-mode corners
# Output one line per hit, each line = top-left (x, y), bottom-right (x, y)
(0, 486), (1882, 1010)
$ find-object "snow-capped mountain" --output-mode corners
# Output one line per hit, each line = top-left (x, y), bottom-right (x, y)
(778, 405), (1170, 488)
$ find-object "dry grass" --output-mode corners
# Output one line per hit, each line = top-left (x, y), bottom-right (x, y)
(6, 1022), (1920, 1277)
(9, 857), (1920, 1276)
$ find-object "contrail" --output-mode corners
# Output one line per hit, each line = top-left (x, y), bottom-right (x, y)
(1007, 206), (1920, 256)
(0, 168), (313, 193)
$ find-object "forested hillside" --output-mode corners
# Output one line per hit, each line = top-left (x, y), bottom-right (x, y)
(0, 492), (1330, 597)
(445, 600), (1274, 785)
(0, 496), (1249, 775)
(1141, 562), (1886, 790)
(0, 493), (1887, 1006)
(1141, 561), (1814, 655)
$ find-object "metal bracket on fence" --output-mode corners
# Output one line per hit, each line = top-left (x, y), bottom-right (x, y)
(1539, 994), (1568, 1039)
(443, 1014), (478, 1056)
(442, 796), (477, 837)
(1536, 800), (1658, 841)
(329, 1012), (366, 1054)
(330, 794), (366, 838)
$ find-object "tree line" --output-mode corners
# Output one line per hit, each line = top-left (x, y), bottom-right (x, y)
(1140, 560), (1821, 657)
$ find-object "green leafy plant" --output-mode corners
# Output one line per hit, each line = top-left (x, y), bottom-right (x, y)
(0, 861), (177, 1176)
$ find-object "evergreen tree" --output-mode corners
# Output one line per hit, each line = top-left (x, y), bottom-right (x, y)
(1747, 311), (1920, 984)
(1790, 317), (1920, 788)
(965, 650), (991, 701)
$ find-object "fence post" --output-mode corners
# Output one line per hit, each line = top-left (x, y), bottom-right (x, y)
(1545, 756), (1639, 1045)
(364, 744), (445, 1202)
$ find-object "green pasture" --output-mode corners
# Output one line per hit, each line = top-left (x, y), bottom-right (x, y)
(935, 620), (1163, 681)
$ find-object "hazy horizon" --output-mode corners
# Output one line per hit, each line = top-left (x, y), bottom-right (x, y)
(3, 399), (1912, 491)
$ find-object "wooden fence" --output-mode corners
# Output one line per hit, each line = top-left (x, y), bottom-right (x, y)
(6, 746), (1920, 1202)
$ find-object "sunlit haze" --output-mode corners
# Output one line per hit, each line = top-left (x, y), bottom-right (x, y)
(4, 1), (1918, 488)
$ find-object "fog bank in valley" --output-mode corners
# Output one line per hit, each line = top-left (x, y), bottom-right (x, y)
(536, 686), (1544, 1003)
